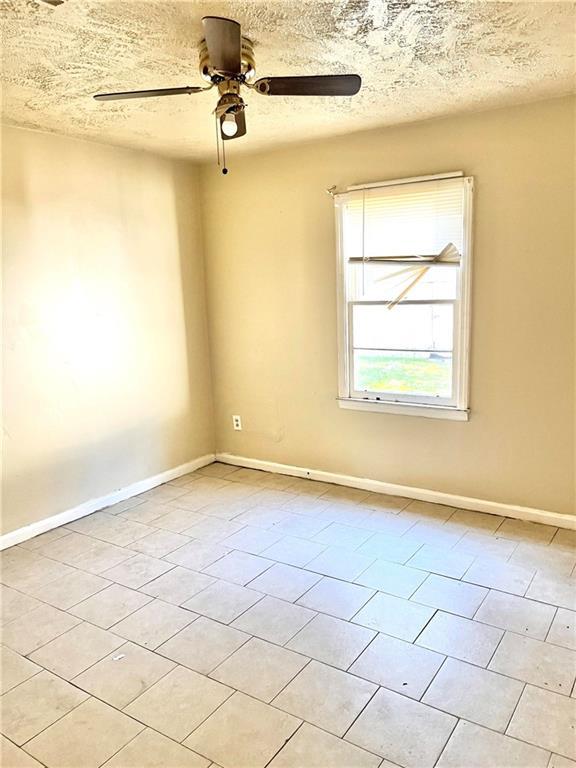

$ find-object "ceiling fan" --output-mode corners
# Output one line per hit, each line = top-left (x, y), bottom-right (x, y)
(94, 16), (361, 172)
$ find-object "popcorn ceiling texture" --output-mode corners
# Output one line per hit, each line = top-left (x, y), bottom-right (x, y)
(1, 0), (574, 159)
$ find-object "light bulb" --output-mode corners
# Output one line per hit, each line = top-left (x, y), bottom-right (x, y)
(221, 113), (238, 137)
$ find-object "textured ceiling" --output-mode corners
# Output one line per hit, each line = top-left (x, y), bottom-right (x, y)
(1, 0), (574, 159)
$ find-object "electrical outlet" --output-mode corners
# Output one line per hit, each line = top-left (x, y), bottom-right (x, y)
(232, 415), (242, 431)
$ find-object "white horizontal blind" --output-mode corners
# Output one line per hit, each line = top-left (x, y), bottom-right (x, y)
(340, 177), (465, 260)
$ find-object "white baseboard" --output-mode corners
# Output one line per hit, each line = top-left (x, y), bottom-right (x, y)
(0, 453), (216, 551)
(216, 452), (576, 531)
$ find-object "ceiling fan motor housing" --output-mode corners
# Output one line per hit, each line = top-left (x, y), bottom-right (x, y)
(199, 37), (255, 82)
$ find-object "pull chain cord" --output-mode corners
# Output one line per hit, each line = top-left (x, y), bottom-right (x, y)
(214, 113), (228, 175)
(222, 132), (228, 175)
(215, 113), (221, 169)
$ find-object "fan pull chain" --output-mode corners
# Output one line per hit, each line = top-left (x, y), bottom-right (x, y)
(221, 133), (228, 175)
(215, 113), (221, 168)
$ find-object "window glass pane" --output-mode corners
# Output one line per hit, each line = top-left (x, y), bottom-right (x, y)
(352, 303), (453, 352)
(347, 262), (457, 302)
(353, 350), (452, 398)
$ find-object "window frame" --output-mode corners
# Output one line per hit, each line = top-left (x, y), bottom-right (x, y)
(335, 172), (474, 421)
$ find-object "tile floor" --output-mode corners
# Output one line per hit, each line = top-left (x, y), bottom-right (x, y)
(1, 462), (575, 768)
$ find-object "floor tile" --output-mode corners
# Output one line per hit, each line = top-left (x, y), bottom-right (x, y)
(235, 506), (289, 530)
(436, 719), (549, 767)
(447, 509), (505, 533)
(157, 616), (249, 673)
(510, 542), (576, 577)
(305, 547), (375, 581)
(0, 670), (88, 745)
(0, 735), (45, 767)
(349, 632), (444, 699)
(416, 611), (503, 666)
(184, 691), (300, 768)
(182, 580), (263, 623)
(353, 591), (435, 641)
(463, 558), (535, 596)
(411, 574), (488, 618)
(125, 666), (232, 742)
(1, 647), (41, 694)
(527, 573), (576, 610)
(320, 485), (370, 504)
(407, 544), (475, 578)
(2, 603), (81, 655)
(26, 696), (144, 768)
(355, 559), (428, 598)
(496, 518), (557, 544)
(346, 686), (456, 768)
(287, 613), (375, 669)
(33, 533), (96, 564)
(268, 722), (381, 768)
(404, 500), (455, 521)
(454, 531), (518, 559)
(231, 595), (316, 645)
(197, 462), (239, 478)
(151, 508), (208, 533)
(281, 496), (331, 516)
(164, 541), (230, 570)
(0, 585), (42, 626)
(112, 599), (195, 649)
(203, 551), (273, 585)
(222, 526), (282, 554)
(489, 632), (576, 694)
(18, 529), (71, 551)
(102, 554), (174, 589)
(70, 584), (152, 628)
(552, 529), (576, 550)
(26, 570), (110, 610)
(356, 532), (422, 563)
(74, 642), (175, 707)
(273, 660), (376, 736)
(103, 728), (210, 767)
(313, 522), (372, 549)
(261, 536), (326, 567)
(184, 517), (245, 543)
(118, 501), (175, 524)
(70, 541), (137, 575)
(272, 514), (330, 539)
(475, 590), (556, 639)
(29, 621), (125, 679)
(359, 512), (416, 536)
(67, 512), (152, 547)
(141, 566), (215, 605)
(140, 483), (191, 503)
(547, 608), (576, 650)
(2, 555), (76, 593)
(507, 685), (576, 759)
(210, 637), (308, 702)
(549, 755), (576, 768)
(404, 520), (466, 549)
(361, 492), (410, 513)
(296, 576), (374, 619)
(423, 657), (523, 730)
(129, 529), (191, 557)
(248, 562), (321, 601)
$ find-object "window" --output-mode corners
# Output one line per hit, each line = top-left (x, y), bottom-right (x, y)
(334, 173), (473, 420)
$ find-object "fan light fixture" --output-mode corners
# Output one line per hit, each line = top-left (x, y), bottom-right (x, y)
(94, 16), (362, 174)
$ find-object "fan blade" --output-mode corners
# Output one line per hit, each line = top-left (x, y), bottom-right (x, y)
(94, 86), (206, 102)
(202, 16), (241, 75)
(222, 108), (246, 141)
(254, 74), (361, 96)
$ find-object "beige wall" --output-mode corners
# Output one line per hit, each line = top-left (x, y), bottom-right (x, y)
(201, 96), (575, 516)
(2, 127), (214, 535)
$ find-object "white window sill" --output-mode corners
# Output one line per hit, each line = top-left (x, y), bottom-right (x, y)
(337, 397), (469, 421)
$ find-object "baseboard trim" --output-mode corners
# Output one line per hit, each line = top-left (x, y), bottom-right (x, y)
(0, 453), (216, 551)
(216, 452), (575, 531)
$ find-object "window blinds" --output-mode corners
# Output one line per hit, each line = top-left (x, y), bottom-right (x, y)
(339, 177), (466, 262)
